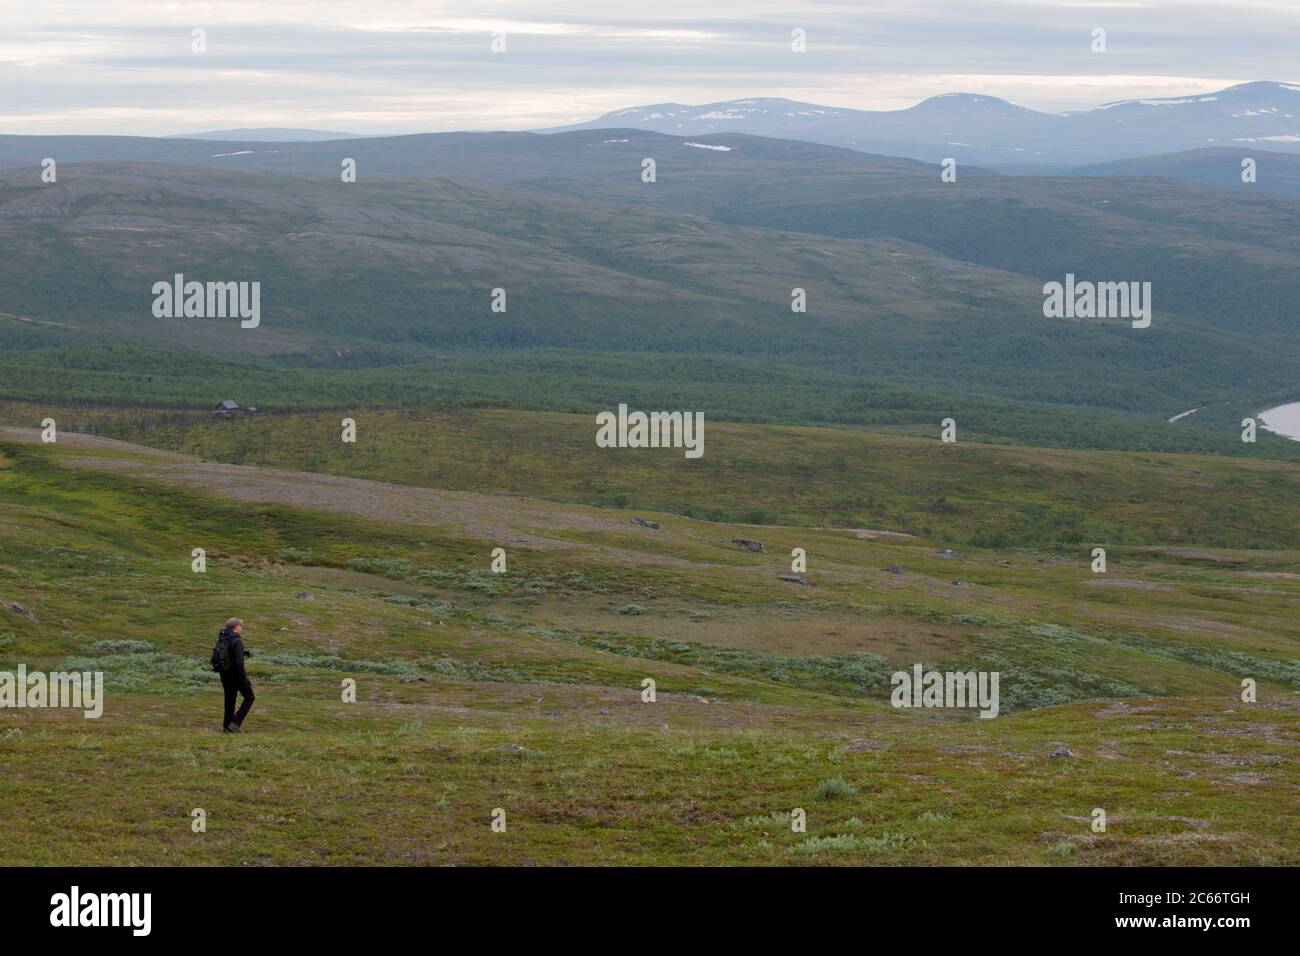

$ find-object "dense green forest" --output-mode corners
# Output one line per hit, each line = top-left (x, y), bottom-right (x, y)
(3, 346), (1298, 460)
(1, 138), (1297, 458)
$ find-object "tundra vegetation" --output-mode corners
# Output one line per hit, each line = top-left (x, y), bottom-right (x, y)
(0, 410), (1296, 865)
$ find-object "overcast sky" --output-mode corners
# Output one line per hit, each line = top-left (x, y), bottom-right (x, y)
(2, 0), (1297, 135)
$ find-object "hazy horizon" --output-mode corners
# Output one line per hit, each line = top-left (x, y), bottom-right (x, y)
(3, 0), (1299, 136)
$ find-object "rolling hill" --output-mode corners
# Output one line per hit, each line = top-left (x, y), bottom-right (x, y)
(1072, 147), (1300, 197)
(165, 128), (367, 142)
(1, 127), (1299, 454)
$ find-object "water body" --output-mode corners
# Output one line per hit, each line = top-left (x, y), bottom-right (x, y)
(1259, 402), (1300, 441)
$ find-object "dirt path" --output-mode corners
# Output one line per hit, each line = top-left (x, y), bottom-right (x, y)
(2, 426), (705, 564)
(0, 425), (188, 459)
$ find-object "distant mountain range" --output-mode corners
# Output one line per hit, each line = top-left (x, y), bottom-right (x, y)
(166, 128), (365, 141)
(146, 80), (1300, 166)
(541, 81), (1300, 166)
(6, 124), (1300, 198)
(11, 79), (1286, 178)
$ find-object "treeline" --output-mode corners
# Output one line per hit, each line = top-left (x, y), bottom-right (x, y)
(2, 345), (1298, 461)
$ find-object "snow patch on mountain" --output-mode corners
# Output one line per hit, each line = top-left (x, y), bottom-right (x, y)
(543, 82), (1300, 166)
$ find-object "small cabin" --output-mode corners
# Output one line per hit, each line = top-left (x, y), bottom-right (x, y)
(214, 400), (255, 416)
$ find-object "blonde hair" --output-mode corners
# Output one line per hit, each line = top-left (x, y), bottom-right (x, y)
(224, 617), (243, 630)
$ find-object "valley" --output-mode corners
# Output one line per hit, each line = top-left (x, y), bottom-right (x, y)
(2, 150), (1299, 460)
(2, 39), (1298, 877)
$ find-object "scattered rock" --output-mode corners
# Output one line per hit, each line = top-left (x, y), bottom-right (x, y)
(4, 601), (37, 622)
(400, 676), (429, 683)
(779, 575), (808, 585)
(1049, 747), (1075, 759)
(950, 578), (965, 587)
(597, 709), (610, 716)
(935, 549), (957, 558)
(887, 564), (904, 574)
(844, 739), (892, 753)
(296, 591), (315, 600)
(630, 517), (660, 529)
(731, 538), (766, 553)
(1155, 815), (1210, 829)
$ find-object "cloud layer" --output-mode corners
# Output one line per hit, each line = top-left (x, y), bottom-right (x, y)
(2, 0), (1297, 135)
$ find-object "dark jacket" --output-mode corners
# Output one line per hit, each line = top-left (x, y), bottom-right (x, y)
(218, 628), (248, 681)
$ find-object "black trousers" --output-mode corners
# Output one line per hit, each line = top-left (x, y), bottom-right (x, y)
(221, 672), (255, 729)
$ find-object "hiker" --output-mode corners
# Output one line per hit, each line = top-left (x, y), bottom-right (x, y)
(213, 617), (254, 733)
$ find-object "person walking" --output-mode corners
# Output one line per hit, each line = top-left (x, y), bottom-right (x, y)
(213, 617), (255, 733)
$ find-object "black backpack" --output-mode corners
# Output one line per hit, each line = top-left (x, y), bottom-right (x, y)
(210, 630), (234, 673)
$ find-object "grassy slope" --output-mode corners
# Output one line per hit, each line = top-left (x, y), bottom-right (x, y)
(6, 403), (1300, 547)
(1, 417), (1297, 865)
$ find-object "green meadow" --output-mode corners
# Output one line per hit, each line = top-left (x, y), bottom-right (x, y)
(0, 407), (1296, 865)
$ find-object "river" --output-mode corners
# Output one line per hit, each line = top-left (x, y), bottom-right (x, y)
(1259, 402), (1300, 441)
